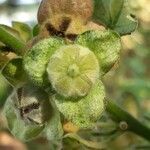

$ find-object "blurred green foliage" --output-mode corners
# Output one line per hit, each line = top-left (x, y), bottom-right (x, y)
(0, 73), (12, 107)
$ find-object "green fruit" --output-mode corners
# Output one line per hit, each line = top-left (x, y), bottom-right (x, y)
(47, 44), (100, 98)
(23, 37), (65, 86)
(53, 81), (105, 128)
(76, 30), (121, 75)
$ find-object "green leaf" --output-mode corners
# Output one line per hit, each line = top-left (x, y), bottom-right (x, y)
(12, 21), (32, 42)
(93, 0), (138, 35)
(2, 58), (26, 86)
(0, 25), (21, 39)
(76, 30), (121, 75)
(0, 25), (26, 55)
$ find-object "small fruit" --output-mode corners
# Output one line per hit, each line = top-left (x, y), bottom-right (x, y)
(47, 44), (100, 98)
(53, 81), (105, 128)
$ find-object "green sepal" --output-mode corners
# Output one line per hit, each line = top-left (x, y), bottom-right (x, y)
(2, 58), (26, 86)
(23, 37), (65, 87)
(12, 21), (33, 42)
(53, 81), (105, 128)
(93, 0), (138, 35)
(76, 30), (121, 75)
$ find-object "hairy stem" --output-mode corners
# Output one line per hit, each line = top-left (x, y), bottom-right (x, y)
(106, 100), (150, 141)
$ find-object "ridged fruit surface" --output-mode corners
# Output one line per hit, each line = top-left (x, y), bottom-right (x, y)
(47, 44), (100, 98)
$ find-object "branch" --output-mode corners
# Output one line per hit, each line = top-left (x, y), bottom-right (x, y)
(106, 100), (150, 141)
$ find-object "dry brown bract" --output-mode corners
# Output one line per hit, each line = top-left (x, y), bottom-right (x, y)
(37, 0), (93, 40)
(38, 0), (93, 24)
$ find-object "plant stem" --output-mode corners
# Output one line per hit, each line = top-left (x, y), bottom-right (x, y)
(0, 26), (26, 55)
(64, 133), (106, 149)
(106, 100), (150, 141)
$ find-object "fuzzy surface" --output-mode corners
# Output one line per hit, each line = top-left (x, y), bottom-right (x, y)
(53, 81), (105, 128)
(76, 30), (121, 75)
(47, 44), (100, 98)
(23, 38), (65, 86)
